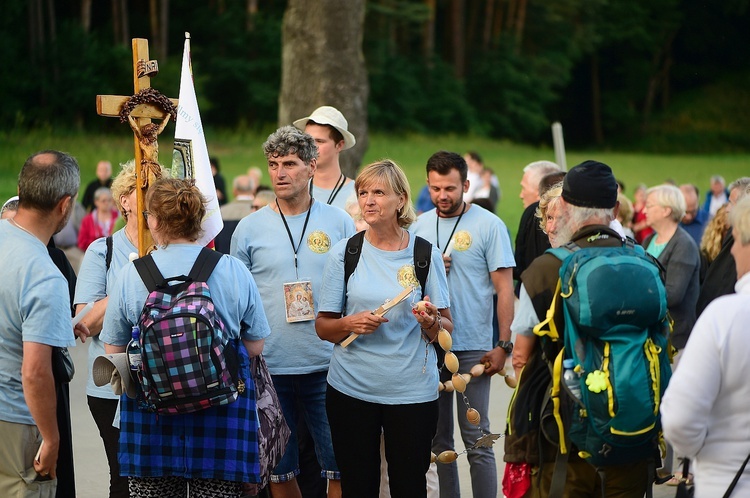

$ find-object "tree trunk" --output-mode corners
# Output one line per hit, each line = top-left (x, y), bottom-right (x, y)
(450, 0), (465, 78)
(159, 0), (169, 59)
(246, 0), (258, 32)
(81, 0), (92, 33)
(423, 0), (436, 62)
(515, 0), (527, 47)
(149, 0), (160, 58)
(591, 55), (604, 144)
(483, 0), (495, 51)
(279, 0), (369, 177)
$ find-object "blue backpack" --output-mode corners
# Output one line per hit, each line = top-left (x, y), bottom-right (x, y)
(533, 239), (672, 468)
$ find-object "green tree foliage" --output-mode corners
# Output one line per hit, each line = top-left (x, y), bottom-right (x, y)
(0, 0), (747, 151)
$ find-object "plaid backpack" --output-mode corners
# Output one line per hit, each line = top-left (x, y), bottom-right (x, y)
(133, 248), (240, 415)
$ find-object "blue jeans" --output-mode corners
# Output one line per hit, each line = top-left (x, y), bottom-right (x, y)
(270, 371), (340, 482)
(432, 350), (497, 498)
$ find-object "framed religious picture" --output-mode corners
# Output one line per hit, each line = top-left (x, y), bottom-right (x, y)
(283, 280), (314, 323)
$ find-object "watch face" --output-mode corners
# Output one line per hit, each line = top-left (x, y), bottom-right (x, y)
(499, 341), (513, 353)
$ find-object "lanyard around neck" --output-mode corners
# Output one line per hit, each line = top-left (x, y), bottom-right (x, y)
(276, 197), (313, 279)
(309, 174), (346, 205)
(436, 202), (466, 254)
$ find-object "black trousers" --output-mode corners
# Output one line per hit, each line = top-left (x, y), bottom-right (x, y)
(326, 385), (438, 498)
(88, 396), (129, 498)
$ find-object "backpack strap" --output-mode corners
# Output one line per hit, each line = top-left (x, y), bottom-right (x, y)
(105, 235), (113, 272)
(413, 235), (431, 300)
(188, 247), (223, 283)
(134, 254), (164, 293)
(344, 231), (366, 287)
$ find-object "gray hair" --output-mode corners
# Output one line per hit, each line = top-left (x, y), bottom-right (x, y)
(729, 177), (750, 202)
(646, 184), (686, 222)
(94, 186), (113, 202)
(263, 125), (319, 164)
(711, 175), (726, 186)
(18, 150), (80, 211)
(564, 202), (614, 234)
(730, 196), (750, 246)
(232, 175), (255, 194)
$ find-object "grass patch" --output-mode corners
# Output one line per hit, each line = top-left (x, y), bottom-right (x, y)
(2, 129), (749, 239)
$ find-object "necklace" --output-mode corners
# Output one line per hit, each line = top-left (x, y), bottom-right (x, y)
(367, 227), (405, 251)
(9, 218), (37, 238)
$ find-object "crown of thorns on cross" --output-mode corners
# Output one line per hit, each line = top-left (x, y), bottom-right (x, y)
(118, 87), (177, 123)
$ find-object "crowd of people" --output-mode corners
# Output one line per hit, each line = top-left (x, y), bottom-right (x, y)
(1, 106), (748, 498)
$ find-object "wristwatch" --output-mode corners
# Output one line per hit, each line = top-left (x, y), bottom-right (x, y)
(495, 340), (514, 354)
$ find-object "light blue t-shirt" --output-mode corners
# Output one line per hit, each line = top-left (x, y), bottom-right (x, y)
(0, 221), (76, 425)
(101, 244), (270, 346)
(311, 179), (355, 212)
(411, 205), (515, 350)
(318, 235), (450, 405)
(74, 229), (137, 399)
(230, 201), (356, 374)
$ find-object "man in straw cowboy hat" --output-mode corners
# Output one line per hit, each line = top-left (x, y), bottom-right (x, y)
(294, 106), (357, 212)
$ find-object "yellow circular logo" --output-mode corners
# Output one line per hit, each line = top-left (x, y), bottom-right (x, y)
(307, 230), (331, 254)
(397, 264), (419, 289)
(453, 230), (472, 251)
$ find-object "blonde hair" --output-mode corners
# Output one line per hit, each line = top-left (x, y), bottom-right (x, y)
(111, 159), (168, 220)
(536, 183), (563, 232)
(700, 204), (729, 263)
(617, 193), (634, 229)
(730, 197), (750, 246)
(355, 159), (416, 228)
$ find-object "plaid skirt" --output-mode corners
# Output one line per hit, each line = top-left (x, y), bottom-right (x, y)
(117, 343), (260, 484)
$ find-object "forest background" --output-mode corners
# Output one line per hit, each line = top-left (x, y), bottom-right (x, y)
(1, 0), (748, 235)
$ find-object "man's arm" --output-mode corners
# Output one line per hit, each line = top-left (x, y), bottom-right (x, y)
(480, 267), (514, 375)
(22, 342), (59, 478)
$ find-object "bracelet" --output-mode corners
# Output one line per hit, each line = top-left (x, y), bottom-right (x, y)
(421, 311), (442, 343)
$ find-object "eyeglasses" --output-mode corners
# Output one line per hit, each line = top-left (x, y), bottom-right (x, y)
(142, 210), (151, 221)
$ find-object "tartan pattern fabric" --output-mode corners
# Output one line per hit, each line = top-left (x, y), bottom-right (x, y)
(119, 341), (261, 484)
(138, 281), (238, 415)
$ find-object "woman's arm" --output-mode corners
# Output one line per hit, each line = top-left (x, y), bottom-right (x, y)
(316, 311), (388, 344)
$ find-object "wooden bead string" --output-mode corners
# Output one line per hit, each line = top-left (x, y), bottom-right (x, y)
(413, 300), (505, 465)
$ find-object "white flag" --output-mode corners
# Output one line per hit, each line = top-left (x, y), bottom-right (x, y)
(172, 32), (223, 246)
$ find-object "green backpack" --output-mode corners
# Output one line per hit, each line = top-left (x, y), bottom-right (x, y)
(534, 240), (672, 468)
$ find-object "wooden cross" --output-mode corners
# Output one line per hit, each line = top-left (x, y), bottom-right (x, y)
(96, 38), (178, 257)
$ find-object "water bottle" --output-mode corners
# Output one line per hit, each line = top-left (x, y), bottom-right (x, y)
(127, 325), (142, 372)
(563, 358), (582, 401)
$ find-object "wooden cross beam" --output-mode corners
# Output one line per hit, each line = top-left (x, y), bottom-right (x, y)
(96, 38), (178, 257)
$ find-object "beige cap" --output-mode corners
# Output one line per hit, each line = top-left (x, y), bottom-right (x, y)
(93, 353), (137, 399)
(293, 106), (356, 150)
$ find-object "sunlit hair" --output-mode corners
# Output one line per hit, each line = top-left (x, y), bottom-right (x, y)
(18, 150), (80, 211)
(111, 160), (168, 220)
(617, 193), (634, 229)
(729, 177), (750, 202)
(355, 159), (416, 228)
(146, 178), (205, 244)
(730, 196), (750, 246)
(701, 204), (730, 264)
(536, 183), (562, 232)
(263, 125), (319, 164)
(646, 184), (686, 223)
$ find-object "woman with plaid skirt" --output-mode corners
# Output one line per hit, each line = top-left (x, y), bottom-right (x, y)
(100, 178), (271, 498)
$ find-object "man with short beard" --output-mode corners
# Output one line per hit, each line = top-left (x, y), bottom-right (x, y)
(506, 161), (652, 497)
(411, 151), (515, 498)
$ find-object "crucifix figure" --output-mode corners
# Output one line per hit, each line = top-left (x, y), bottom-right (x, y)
(96, 39), (178, 256)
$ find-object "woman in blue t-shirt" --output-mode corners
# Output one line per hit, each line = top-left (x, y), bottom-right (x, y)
(101, 178), (270, 497)
(316, 160), (453, 497)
